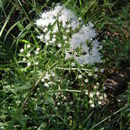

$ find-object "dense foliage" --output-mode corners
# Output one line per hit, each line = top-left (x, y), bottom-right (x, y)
(0, 0), (129, 130)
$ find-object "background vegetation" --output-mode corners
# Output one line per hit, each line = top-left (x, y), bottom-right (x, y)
(0, 0), (129, 130)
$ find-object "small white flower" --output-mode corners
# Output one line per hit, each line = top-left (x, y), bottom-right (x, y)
(52, 37), (56, 42)
(91, 104), (95, 108)
(94, 67), (98, 72)
(53, 34), (56, 38)
(99, 96), (103, 100)
(71, 62), (75, 67)
(27, 62), (31, 67)
(45, 73), (50, 80)
(35, 51), (39, 55)
(94, 85), (97, 89)
(46, 42), (49, 45)
(96, 91), (100, 96)
(27, 44), (31, 48)
(89, 92), (94, 98)
(98, 101), (102, 105)
(85, 91), (88, 95)
(43, 27), (48, 32)
(48, 82), (54, 85)
(88, 72), (93, 76)
(27, 53), (31, 57)
(74, 52), (77, 55)
(85, 79), (88, 83)
(89, 100), (93, 104)
(37, 35), (43, 40)
(63, 36), (67, 40)
(55, 107), (58, 110)
(70, 101), (73, 105)
(65, 40), (68, 43)
(67, 24), (71, 28)
(100, 68), (104, 73)
(78, 75), (82, 79)
(36, 48), (40, 51)
(44, 83), (49, 87)
(64, 96), (67, 100)
(65, 52), (71, 59)
(66, 29), (70, 33)
(23, 58), (26, 62)
(41, 78), (45, 82)
(94, 74), (98, 79)
(96, 82), (99, 85)
(57, 102), (60, 105)
(104, 94), (107, 98)
(64, 102), (67, 106)
(103, 87), (106, 90)
(78, 17), (82, 21)
(35, 62), (39, 65)
(57, 43), (62, 48)
(20, 48), (24, 53)
(51, 72), (55, 77)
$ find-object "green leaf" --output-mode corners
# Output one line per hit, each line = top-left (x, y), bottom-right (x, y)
(17, 22), (24, 31)
(16, 82), (32, 90)
(44, 95), (55, 105)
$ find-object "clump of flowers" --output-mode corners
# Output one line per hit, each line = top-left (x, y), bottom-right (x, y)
(18, 5), (107, 108)
(36, 5), (102, 65)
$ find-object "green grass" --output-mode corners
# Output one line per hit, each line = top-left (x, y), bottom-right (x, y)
(0, 0), (129, 130)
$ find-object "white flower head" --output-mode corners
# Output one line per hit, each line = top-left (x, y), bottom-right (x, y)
(96, 91), (100, 96)
(27, 44), (31, 48)
(35, 62), (39, 65)
(23, 58), (26, 62)
(71, 62), (75, 67)
(63, 36), (67, 40)
(98, 101), (102, 105)
(27, 62), (31, 67)
(104, 94), (107, 98)
(36, 48), (40, 51)
(91, 104), (95, 108)
(95, 67), (99, 72)
(99, 96), (103, 100)
(89, 100), (93, 104)
(41, 78), (45, 82)
(94, 74), (98, 79)
(100, 68), (104, 73)
(35, 51), (39, 55)
(65, 52), (71, 59)
(20, 48), (24, 53)
(66, 29), (70, 33)
(85, 79), (88, 83)
(43, 27), (48, 32)
(89, 92), (94, 98)
(44, 83), (49, 87)
(85, 91), (88, 95)
(94, 85), (97, 89)
(57, 43), (62, 48)
(27, 53), (31, 57)
(78, 75), (82, 79)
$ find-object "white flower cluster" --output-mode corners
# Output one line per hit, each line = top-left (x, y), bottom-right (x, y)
(41, 71), (56, 88)
(19, 46), (40, 68)
(85, 84), (107, 108)
(36, 5), (79, 32)
(36, 5), (102, 65)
